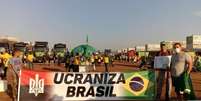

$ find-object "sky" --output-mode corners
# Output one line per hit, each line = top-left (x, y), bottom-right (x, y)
(1, 0), (201, 50)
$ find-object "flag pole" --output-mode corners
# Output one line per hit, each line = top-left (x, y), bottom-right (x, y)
(86, 34), (89, 45)
(17, 70), (22, 101)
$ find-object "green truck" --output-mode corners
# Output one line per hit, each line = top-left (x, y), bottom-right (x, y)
(33, 41), (48, 63)
(53, 43), (66, 63)
(13, 42), (27, 61)
(13, 42), (27, 53)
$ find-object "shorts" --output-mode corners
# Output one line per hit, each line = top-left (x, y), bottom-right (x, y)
(172, 72), (190, 93)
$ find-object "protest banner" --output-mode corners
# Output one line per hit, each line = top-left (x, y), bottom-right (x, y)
(18, 70), (156, 101)
(154, 56), (172, 69)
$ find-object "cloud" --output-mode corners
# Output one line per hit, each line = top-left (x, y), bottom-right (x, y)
(193, 11), (201, 17)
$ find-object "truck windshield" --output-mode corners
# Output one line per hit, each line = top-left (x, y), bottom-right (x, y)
(35, 47), (45, 52)
(0, 44), (8, 49)
(15, 47), (26, 52)
(55, 48), (65, 52)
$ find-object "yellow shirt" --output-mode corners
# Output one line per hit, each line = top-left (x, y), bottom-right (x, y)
(1, 53), (12, 67)
(91, 56), (95, 62)
(95, 56), (98, 59)
(27, 54), (34, 62)
(104, 56), (109, 63)
(74, 56), (80, 65)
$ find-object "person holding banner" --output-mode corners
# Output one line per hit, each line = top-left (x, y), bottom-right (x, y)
(7, 49), (24, 101)
(170, 43), (196, 100)
(156, 43), (171, 100)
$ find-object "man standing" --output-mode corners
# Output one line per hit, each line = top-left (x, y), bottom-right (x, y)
(26, 51), (34, 69)
(90, 54), (96, 71)
(110, 55), (114, 67)
(68, 55), (74, 72)
(170, 43), (196, 100)
(64, 51), (70, 71)
(95, 54), (98, 65)
(104, 54), (109, 72)
(0, 48), (12, 79)
(73, 53), (80, 72)
(7, 50), (23, 101)
(194, 53), (201, 72)
(156, 43), (171, 100)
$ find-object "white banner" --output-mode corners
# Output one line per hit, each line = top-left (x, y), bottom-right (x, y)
(154, 56), (171, 69)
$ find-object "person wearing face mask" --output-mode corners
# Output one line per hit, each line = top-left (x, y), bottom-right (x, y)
(170, 43), (196, 100)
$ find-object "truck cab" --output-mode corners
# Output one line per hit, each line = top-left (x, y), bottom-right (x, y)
(13, 42), (27, 61)
(13, 42), (27, 53)
(0, 43), (9, 52)
(33, 41), (48, 63)
(53, 43), (66, 63)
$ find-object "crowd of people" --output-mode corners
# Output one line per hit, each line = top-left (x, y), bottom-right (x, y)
(115, 52), (146, 69)
(64, 52), (114, 72)
(116, 53), (142, 64)
(0, 42), (200, 100)
(0, 48), (34, 101)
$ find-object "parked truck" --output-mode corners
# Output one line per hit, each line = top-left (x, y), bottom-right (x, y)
(53, 43), (66, 63)
(13, 42), (27, 52)
(0, 42), (9, 52)
(33, 41), (48, 63)
(13, 42), (27, 62)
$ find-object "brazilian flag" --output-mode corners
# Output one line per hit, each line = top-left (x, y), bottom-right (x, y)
(122, 71), (156, 100)
(183, 72), (196, 100)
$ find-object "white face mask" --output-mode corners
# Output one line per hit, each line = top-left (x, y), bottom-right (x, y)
(175, 48), (181, 53)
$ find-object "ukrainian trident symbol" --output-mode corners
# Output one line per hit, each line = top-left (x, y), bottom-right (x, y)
(29, 74), (44, 96)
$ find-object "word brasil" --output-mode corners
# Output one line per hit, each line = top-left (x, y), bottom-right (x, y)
(54, 73), (126, 97)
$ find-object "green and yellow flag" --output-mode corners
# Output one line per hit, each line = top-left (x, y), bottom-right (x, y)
(122, 71), (156, 100)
